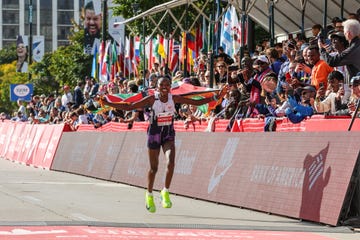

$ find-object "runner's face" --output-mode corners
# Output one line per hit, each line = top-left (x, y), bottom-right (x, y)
(158, 78), (171, 94)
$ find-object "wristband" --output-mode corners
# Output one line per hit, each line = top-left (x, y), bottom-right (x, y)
(212, 95), (218, 101)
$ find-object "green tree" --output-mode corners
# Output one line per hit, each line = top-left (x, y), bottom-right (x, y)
(0, 20), (92, 114)
(0, 44), (17, 64)
(31, 24), (92, 97)
(0, 62), (28, 113)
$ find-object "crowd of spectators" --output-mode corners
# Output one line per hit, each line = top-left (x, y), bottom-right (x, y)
(2, 12), (360, 132)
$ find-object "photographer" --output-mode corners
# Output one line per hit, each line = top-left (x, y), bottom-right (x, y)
(314, 70), (349, 115)
(319, 19), (360, 85)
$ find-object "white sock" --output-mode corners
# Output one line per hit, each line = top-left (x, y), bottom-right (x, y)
(147, 191), (153, 196)
(163, 187), (169, 192)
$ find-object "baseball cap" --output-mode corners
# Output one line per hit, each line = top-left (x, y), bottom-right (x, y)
(254, 55), (270, 65)
(350, 75), (360, 86)
(301, 85), (316, 92)
(328, 30), (345, 39)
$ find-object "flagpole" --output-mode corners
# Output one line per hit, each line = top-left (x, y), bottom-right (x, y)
(184, 4), (189, 77)
(102, 0), (107, 42)
(166, 16), (170, 75)
(240, 0), (246, 59)
(28, 0), (33, 81)
(208, 0), (217, 88)
(143, 17), (146, 87)
(101, 0), (107, 82)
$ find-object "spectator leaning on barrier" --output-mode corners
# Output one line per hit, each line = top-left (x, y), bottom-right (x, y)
(348, 74), (360, 117)
(101, 77), (228, 213)
(314, 70), (349, 115)
(17, 99), (27, 119)
(319, 19), (360, 85)
(284, 86), (315, 124)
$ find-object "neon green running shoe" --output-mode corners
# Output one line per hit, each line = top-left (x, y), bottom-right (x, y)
(160, 189), (172, 208)
(145, 192), (156, 213)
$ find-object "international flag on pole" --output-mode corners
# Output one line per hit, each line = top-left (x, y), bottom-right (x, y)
(100, 41), (111, 83)
(220, 7), (233, 56)
(157, 35), (166, 60)
(91, 43), (98, 79)
(134, 36), (141, 63)
(170, 41), (180, 74)
(125, 37), (132, 76)
(230, 6), (240, 54)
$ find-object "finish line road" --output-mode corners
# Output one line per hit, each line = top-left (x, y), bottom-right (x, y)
(0, 159), (358, 240)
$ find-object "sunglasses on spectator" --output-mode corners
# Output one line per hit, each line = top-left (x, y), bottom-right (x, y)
(217, 65), (225, 68)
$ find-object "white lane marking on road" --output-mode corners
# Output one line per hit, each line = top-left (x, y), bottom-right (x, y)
(21, 196), (42, 203)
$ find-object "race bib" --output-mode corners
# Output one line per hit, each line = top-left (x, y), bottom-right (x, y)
(156, 112), (173, 126)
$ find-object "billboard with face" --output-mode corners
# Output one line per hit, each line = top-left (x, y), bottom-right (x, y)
(16, 35), (29, 73)
(84, 0), (102, 54)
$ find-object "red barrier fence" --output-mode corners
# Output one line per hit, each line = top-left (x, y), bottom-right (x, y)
(0, 121), (64, 169)
(1, 117), (360, 226)
(51, 131), (360, 226)
(76, 116), (360, 133)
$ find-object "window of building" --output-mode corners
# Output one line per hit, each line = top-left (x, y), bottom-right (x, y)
(40, 0), (52, 10)
(58, 0), (74, 10)
(58, 41), (71, 47)
(3, 0), (19, 9)
(45, 40), (52, 52)
(3, 10), (19, 24)
(58, 11), (74, 25)
(57, 26), (71, 40)
(3, 25), (18, 40)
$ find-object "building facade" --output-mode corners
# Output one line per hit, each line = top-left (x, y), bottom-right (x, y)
(0, 0), (83, 52)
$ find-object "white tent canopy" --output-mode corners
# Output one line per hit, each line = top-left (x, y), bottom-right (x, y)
(114, 0), (359, 40)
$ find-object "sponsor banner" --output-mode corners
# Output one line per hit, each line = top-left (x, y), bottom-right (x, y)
(4, 122), (26, 161)
(111, 132), (148, 186)
(15, 123), (33, 163)
(0, 122), (16, 158)
(19, 123), (38, 165)
(231, 117), (360, 132)
(10, 84), (33, 102)
(76, 120), (230, 132)
(52, 131), (360, 226)
(51, 132), (126, 180)
(31, 124), (64, 169)
(32, 35), (45, 62)
(0, 226), (334, 240)
(0, 122), (7, 155)
(0, 122), (63, 169)
(42, 125), (64, 169)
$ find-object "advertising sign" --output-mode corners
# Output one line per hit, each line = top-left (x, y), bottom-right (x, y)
(10, 84), (33, 102)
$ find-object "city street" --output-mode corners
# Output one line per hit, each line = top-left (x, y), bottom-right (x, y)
(0, 158), (358, 240)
